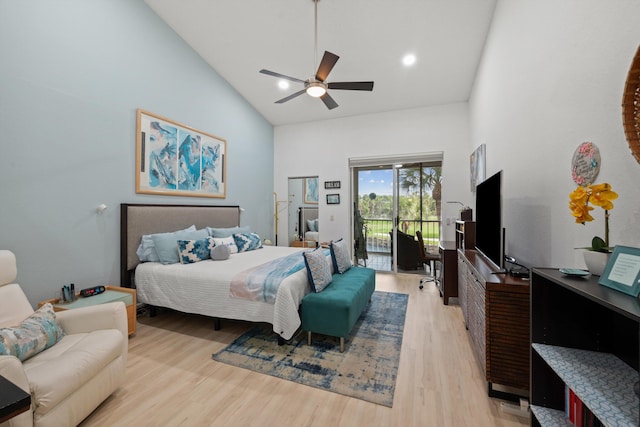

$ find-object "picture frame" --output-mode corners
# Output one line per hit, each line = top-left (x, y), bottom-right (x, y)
(599, 245), (640, 297)
(136, 109), (226, 198)
(470, 144), (486, 191)
(304, 177), (319, 204)
(326, 194), (340, 205)
(324, 180), (341, 189)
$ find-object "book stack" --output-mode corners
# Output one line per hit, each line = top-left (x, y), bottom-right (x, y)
(565, 386), (603, 427)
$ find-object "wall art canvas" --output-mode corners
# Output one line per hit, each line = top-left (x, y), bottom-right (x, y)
(470, 144), (486, 191)
(136, 109), (226, 198)
(304, 177), (319, 204)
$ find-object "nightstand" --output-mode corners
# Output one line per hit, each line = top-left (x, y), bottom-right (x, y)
(291, 240), (317, 248)
(38, 286), (136, 336)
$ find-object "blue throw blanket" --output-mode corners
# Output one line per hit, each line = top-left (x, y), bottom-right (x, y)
(230, 250), (329, 303)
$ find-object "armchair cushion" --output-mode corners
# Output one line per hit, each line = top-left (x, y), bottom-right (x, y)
(0, 303), (64, 362)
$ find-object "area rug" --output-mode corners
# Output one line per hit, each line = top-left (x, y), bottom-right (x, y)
(212, 291), (408, 407)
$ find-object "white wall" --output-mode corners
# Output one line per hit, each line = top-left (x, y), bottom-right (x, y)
(274, 103), (471, 247)
(470, 0), (640, 269)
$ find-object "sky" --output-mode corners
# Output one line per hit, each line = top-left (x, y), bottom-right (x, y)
(358, 169), (393, 196)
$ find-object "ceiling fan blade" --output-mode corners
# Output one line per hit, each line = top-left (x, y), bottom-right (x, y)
(315, 51), (339, 82)
(259, 69), (306, 84)
(328, 81), (374, 91)
(275, 89), (306, 104)
(320, 92), (338, 110)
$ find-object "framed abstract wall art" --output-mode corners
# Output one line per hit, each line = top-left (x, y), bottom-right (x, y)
(136, 109), (226, 198)
(470, 143), (486, 191)
(304, 177), (319, 204)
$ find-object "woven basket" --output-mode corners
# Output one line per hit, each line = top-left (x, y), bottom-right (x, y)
(622, 45), (640, 165)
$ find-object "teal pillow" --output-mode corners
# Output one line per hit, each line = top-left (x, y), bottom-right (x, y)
(152, 229), (209, 264)
(178, 237), (215, 264)
(207, 226), (251, 238)
(233, 232), (262, 252)
(136, 225), (196, 262)
(330, 238), (352, 274)
(0, 303), (64, 362)
(303, 248), (332, 292)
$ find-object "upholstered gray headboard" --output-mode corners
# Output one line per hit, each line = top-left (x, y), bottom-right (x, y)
(120, 203), (240, 287)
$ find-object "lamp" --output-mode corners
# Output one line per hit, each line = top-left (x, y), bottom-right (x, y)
(305, 81), (327, 98)
(446, 201), (472, 220)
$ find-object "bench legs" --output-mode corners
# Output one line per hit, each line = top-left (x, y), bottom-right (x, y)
(307, 331), (345, 353)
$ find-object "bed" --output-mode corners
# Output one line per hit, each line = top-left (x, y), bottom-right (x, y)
(298, 206), (319, 242)
(120, 203), (318, 340)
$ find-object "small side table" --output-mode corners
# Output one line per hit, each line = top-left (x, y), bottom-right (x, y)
(39, 286), (136, 336)
(291, 240), (317, 248)
(0, 375), (31, 423)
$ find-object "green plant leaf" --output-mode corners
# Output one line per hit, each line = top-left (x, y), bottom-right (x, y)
(591, 236), (607, 252)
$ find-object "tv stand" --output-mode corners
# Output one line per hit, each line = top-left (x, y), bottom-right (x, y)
(457, 248), (531, 400)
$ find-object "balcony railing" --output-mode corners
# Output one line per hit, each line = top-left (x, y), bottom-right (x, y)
(363, 218), (441, 254)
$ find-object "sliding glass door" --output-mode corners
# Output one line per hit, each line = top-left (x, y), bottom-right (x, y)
(353, 162), (442, 273)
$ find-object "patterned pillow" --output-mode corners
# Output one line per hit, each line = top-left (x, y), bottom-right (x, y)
(178, 237), (215, 264)
(152, 229), (210, 264)
(213, 236), (238, 254)
(330, 238), (352, 274)
(303, 248), (332, 292)
(233, 232), (262, 252)
(0, 303), (64, 362)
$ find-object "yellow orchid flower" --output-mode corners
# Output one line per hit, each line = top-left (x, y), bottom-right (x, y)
(569, 182), (616, 251)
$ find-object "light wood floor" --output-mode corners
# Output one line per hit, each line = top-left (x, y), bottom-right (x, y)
(80, 273), (530, 427)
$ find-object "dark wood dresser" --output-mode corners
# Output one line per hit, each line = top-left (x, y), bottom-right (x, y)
(457, 249), (530, 399)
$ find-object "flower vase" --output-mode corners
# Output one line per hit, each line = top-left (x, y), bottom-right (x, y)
(583, 251), (611, 276)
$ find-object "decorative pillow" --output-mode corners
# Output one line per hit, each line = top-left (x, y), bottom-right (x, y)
(178, 237), (215, 264)
(313, 219), (319, 231)
(330, 238), (352, 274)
(212, 236), (238, 254)
(136, 225), (196, 262)
(233, 232), (262, 253)
(306, 219), (317, 232)
(152, 229), (209, 264)
(210, 244), (231, 260)
(0, 303), (64, 362)
(207, 226), (251, 238)
(303, 248), (332, 292)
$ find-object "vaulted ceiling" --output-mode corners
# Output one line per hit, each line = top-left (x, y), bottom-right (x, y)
(144, 0), (497, 126)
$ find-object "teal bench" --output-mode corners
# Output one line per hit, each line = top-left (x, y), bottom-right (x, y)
(301, 266), (376, 352)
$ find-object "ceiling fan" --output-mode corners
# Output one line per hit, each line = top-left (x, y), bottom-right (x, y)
(259, 0), (374, 110)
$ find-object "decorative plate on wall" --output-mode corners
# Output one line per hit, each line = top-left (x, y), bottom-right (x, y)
(622, 45), (640, 165)
(571, 142), (600, 186)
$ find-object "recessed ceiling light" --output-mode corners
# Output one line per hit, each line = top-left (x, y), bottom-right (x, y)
(402, 54), (416, 67)
(278, 80), (289, 90)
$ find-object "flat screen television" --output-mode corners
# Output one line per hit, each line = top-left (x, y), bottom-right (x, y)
(475, 170), (503, 270)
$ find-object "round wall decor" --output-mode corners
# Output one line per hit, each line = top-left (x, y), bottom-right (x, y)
(622, 45), (640, 165)
(571, 142), (600, 186)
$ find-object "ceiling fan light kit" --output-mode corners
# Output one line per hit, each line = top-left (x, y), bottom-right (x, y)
(305, 81), (327, 97)
(259, 0), (373, 110)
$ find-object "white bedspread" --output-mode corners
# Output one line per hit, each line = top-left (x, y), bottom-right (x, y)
(135, 246), (318, 340)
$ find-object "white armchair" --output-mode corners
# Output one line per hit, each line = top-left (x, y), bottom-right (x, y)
(0, 250), (127, 427)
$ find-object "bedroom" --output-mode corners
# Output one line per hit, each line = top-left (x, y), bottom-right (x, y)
(1, 0), (639, 425)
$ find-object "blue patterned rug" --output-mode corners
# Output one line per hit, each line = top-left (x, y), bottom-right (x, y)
(212, 291), (408, 407)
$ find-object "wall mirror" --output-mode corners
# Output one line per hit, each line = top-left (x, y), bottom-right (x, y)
(288, 176), (319, 246)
